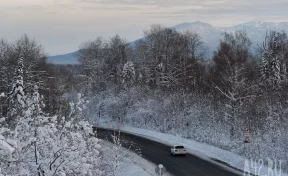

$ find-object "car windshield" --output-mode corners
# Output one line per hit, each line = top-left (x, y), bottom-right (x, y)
(175, 146), (184, 149)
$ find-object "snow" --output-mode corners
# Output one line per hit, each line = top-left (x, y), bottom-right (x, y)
(0, 92), (5, 97)
(1, 91), (102, 175)
(99, 122), (288, 176)
(0, 135), (15, 157)
(101, 140), (172, 176)
(0, 118), (5, 123)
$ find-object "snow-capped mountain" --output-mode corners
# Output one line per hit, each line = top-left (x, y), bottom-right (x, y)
(173, 21), (288, 55)
(173, 21), (222, 54)
(224, 21), (288, 51)
(48, 21), (288, 64)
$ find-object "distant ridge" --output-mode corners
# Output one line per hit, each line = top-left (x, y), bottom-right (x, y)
(48, 51), (79, 65)
(48, 21), (288, 65)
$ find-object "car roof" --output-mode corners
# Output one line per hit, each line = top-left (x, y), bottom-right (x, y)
(173, 145), (184, 147)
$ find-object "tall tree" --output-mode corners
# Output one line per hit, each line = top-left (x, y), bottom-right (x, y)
(0, 35), (52, 117)
(122, 61), (135, 87)
(78, 37), (107, 91)
(260, 31), (288, 87)
(106, 35), (131, 85)
(135, 25), (205, 90)
(6, 55), (26, 128)
(211, 31), (257, 139)
(0, 40), (15, 94)
(14, 35), (48, 93)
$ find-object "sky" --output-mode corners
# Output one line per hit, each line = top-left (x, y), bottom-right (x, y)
(0, 0), (287, 56)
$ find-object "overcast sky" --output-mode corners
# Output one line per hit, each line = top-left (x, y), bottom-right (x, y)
(0, 0), (287, 55)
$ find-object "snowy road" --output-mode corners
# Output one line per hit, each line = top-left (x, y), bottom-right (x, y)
(95, 127), (241, 176)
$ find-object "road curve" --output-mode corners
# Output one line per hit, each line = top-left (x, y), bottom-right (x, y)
(95, 127), (241, 176)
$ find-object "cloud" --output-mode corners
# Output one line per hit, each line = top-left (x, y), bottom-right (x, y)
(63, 0), (288, 22)
(2, 0), (287, 19)
(0, 0), (287, 55)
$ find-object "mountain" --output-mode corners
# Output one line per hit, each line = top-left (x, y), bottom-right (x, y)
(48, 51), (79, 65)
(224, 21), (288, 50)
(173, 21), (288, 55)
(48, 21), (288, 64)
(173, 21), (222, 55)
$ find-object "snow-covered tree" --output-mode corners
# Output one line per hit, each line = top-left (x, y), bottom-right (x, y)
(122, 61), (135, 86)
(261, 37), (281, 87)
(0, 89), (102, 175)
(5, 55), (26, 128)
(14, 35), (48, 93)
(0, 35), (54, 119)
(260, 31), (288, 87)
(0, 40), (13, 95)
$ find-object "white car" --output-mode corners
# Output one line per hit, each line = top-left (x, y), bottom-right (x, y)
(170, 145), (187, 156)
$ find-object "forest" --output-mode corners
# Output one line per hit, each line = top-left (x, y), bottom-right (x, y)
(0, 25), (287, 174)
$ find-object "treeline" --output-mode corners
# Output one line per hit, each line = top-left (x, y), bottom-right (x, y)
(78, 25), (207, 92)
(0, 35), (80, 117)
(79, 25), (288, 164)
(79, 25), (288, 129)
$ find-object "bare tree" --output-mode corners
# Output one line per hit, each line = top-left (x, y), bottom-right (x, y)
(212, 31), (257, 139)
(135, 25), (206, 91)
(14, 35), (48, 93)
(78, 35), (132, 91)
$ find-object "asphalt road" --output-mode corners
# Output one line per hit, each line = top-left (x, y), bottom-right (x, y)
(95, 127), (241, 176)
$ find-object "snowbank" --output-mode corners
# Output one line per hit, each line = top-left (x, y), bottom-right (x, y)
(101, 141), (172, 176)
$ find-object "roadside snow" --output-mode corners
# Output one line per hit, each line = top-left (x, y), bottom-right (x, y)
(121, 126), (288, 176)
(98, 122), (287, 176)
(101, 141), (172, 176)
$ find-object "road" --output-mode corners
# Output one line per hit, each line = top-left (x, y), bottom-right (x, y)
(95, 127), (241, 176)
